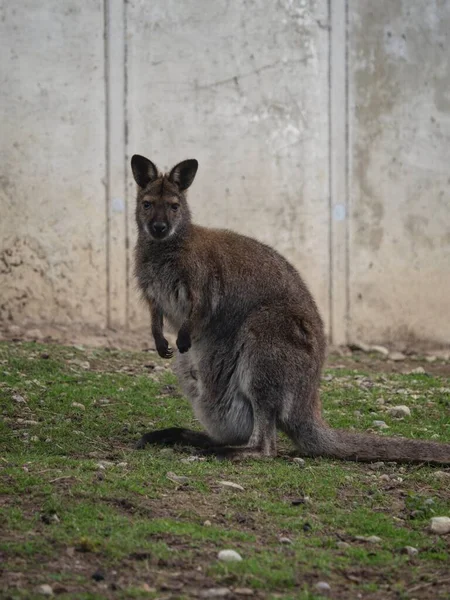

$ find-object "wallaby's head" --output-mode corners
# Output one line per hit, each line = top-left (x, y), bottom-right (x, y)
(131, 155), (198, 241)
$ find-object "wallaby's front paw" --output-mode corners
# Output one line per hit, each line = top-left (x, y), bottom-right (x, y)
(176, 329), (191, 353)
(155, 337), (173, 359)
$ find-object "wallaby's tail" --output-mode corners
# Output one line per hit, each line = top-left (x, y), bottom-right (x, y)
(291, 422), (450, 465)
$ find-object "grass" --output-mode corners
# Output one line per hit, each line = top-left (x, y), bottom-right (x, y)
(0, 341), (449, 599)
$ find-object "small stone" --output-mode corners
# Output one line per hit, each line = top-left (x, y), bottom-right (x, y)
(279, 536), (292, 544)
(372, 420), (389, 429)
(98, 398), (110, 404)
(36, 584), (54, 596)
(389, 351), (406, 361)
(370, 345), (389, 356)
(315, 581), (331, 593)
(166, 471), (189, 484)
(218, 549), (243, 562)
(40, 353), (50, 359)
(379, 474), (390, 482)
(203, 520), (212, 527)
(337, 541), (350, 549)
(434, 471), (450, 479)
(116, 462), (128, 468)
(92, 570), (105, 582)
(353, 410), (362, 418)
(199, 588), (231, 598)
(425, 355), (437, 363)
(153, 365), (165, 372)
(71, 402), (85, 410)
(218, 480), (244, 491)
(409, 366), (426, 375)
(27, 328), (44, 340)
(376, 397), (385, 406)
(355, 535), (381, 543)
(402, 546), (419, 557)
(350, 341), (371, 352)
(387, 405), (411, 418)
(292, 457), (305, 466)
(30, 435), (39, 442)
(430, 516), (450, 534)
(13, 393), (26, 403)
(370, 461), (385, 470)
(22, 419), (39, 425)
(234, 589), (254, 596)
(96, 463), (106, 470)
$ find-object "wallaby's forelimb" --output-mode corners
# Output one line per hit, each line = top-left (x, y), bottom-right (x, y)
(149, 301), (173, 359)
(176, 289), (202, 354)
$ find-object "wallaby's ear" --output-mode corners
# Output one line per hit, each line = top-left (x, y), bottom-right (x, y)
(131, 155), (159, 188)
(168, 159), (198, 191)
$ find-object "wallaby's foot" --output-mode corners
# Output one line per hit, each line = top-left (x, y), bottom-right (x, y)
(176, 328), (191, 353)
(136, 427), (215, 450)
(154, 337), (173, 359)
(201, 446), (276, 461)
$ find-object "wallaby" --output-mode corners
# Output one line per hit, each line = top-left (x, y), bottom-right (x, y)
(132, 154), (450, 464)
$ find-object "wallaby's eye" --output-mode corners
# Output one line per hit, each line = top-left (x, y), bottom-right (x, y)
(143, 201), (152, 209)
(171, 204), (180, 212)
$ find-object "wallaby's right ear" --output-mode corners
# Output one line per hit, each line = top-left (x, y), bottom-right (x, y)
(131, 155), (159, 189)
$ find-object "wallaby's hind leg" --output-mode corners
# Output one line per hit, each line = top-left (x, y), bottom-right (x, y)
(136, 427), (216, 450)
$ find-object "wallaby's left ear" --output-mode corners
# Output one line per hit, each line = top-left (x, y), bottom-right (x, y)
(131, 155), (159, 189)
(168, 159), (198, 191)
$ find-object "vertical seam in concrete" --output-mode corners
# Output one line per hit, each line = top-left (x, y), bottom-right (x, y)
(105, 0), (127, 329)
(103, 0), (111, 328)
(344, 0), (350, 342)
(124, 0), (130, 328)
(329, 0), (349, 345)
(327, 0), (333, 343)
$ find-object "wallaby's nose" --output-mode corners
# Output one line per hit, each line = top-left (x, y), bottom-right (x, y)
(151, 222), (168, 236)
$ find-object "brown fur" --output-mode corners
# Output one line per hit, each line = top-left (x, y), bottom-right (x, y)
(132, 155), (450, 465)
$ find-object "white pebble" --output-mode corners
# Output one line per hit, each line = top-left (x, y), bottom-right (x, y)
(372, 420), (389, 429)
(199, 589), (230, 598)
(13, 394), (26, 403)
(389, 351), (406, 361)
(402, 546), (419, 557)
(71, 402), (85, 410)
(315, 581), (331, 592)
(218, 480), (244, 491)
(36, 584), (54, 596)
(279, 536), (292, 544)
(293, 457), (305, 466)
(387, 405), (411, 418)
(218, 549), (242, 562)
(430, 516), (450, 535)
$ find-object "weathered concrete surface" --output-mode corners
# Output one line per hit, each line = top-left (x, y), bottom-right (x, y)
(0, 1), (107, 326)
(348, 0), (450, 345)
(126, 0), (330, 331)
(1, 0), (450, 347)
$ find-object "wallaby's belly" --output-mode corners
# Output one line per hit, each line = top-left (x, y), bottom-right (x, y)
(174, 346), (253, 445)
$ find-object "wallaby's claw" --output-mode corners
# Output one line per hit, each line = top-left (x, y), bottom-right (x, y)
(156, 338), (173, 359)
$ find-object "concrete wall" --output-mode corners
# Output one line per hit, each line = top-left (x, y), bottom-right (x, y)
(1, 0), (449, 346)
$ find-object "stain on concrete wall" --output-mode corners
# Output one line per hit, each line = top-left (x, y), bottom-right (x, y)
(0, 1), (107, 326)
(349, 0), (450, 345)
(125, 0), (330, 331)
